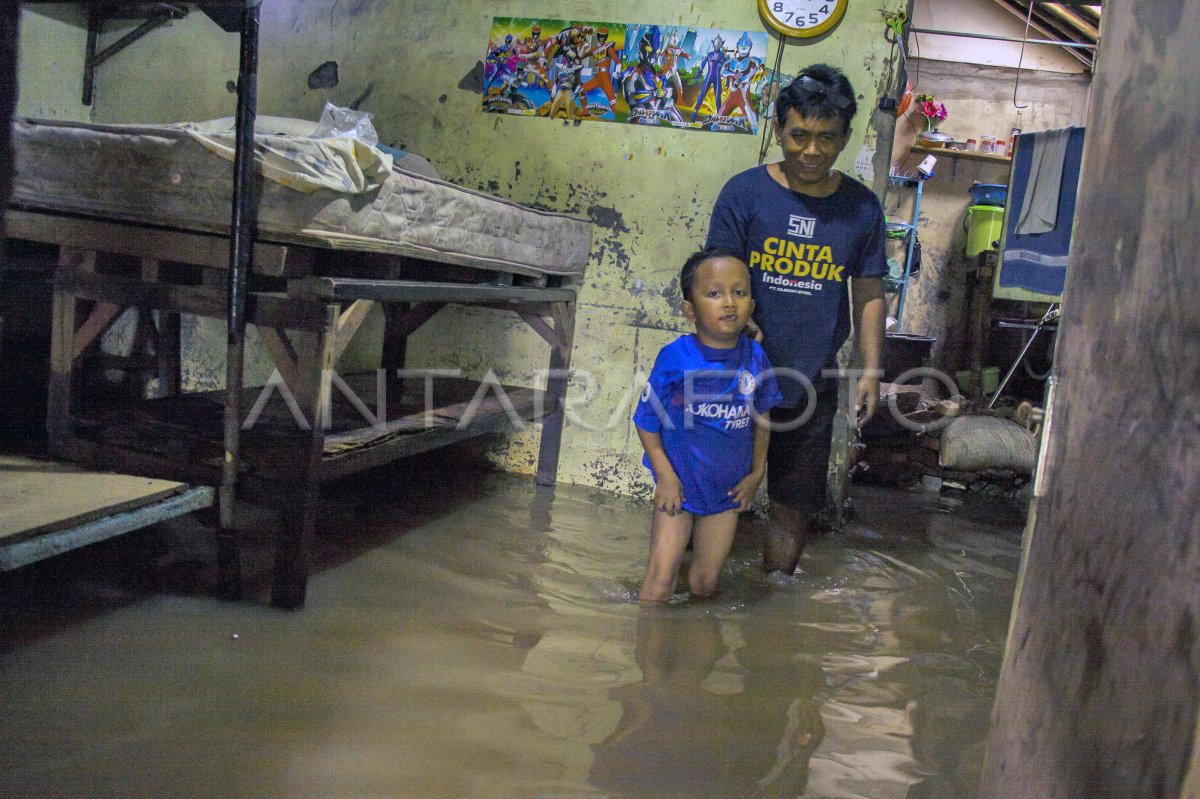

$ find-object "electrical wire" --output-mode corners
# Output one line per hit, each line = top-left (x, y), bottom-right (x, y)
(757, 38), (787, 166)
(1013, 1), (1034, 109)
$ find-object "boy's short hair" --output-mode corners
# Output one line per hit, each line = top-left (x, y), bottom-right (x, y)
(776, 63), (857, 132)
(680, 245), (745, 302)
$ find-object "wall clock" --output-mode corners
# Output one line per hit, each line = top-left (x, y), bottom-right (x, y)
(757, 0), (849, 39)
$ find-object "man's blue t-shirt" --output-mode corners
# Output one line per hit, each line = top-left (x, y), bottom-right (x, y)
(632, 334), (782, 516)
(706, 166), (888, 407)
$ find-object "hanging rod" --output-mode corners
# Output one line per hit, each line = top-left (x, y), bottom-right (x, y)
(909, 26), (1096, 48)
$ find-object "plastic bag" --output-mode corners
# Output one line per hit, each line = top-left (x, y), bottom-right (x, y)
(310, 102), (379, 146)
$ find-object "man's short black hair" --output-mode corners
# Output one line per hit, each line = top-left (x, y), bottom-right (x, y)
(776, 63), (857, 132)
(680, 245), (744, 302)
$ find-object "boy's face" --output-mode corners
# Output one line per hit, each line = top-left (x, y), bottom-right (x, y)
(682, 256), (754, 348)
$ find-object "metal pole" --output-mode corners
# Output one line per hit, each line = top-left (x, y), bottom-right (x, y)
(987, 304), (1060, 409)
(220, 0), (261, 533)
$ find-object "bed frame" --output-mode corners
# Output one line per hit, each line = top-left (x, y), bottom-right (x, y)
(7, 208), (577, 608)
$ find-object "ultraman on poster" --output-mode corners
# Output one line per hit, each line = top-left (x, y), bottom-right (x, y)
(483, 18), (773, 135)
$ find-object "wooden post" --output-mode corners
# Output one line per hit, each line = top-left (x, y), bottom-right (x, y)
(47, 248), (95, 456)
(535, 299), (575, 486)
(980, 3), (1200, 795)
(270, 304), (338, 610)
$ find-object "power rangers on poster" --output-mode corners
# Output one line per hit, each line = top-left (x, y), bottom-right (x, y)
(483, 18), (774, 135)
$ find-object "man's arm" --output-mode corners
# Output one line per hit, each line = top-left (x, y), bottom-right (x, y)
(851, 276), (886, 422)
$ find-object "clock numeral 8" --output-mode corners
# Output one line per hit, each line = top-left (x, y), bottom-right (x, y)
(773, 2), (784, 11)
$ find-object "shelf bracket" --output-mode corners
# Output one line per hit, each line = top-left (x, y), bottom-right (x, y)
(83, 3), (188, 105)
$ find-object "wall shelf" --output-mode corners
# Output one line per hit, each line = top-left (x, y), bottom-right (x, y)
(912, 145), (1012, 166)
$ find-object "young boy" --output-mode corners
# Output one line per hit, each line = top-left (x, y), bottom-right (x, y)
(633, 246), (782, 602)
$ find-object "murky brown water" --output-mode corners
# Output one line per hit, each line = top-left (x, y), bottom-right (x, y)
(0, 459), (1023, 799)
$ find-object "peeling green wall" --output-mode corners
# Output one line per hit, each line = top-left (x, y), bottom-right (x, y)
(21, 0), (906, 497)
(14, 6), (91, 122)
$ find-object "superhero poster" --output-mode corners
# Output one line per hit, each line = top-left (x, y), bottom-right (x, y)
(483, 18), (771, 135)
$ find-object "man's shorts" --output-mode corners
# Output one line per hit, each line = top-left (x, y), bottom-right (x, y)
(766, 378), (839, 514)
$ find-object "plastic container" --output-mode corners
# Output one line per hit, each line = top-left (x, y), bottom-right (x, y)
(981, 366), (1000, 395)
(966, 204), (1005, 256)
(979, 135), (997, 154)
(968, 182), (1008, 207)
(881, 332), (936, 383)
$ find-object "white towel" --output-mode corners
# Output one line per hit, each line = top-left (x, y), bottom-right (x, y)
(1016, 128), (1072, 235)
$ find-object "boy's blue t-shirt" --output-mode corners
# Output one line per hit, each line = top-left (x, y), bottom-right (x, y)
(706, 166), (888, 407)
(633, 334), (782, 516)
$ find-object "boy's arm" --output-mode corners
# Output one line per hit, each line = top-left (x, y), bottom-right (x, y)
(728, 411), (771, 511)
(636, 426), (685, 516)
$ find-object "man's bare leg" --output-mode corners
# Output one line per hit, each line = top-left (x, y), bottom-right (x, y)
(764, 501), (809, 575)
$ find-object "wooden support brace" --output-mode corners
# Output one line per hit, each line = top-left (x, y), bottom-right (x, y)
(257, 327), (303, 397)
(71, 302), (125, 360)
(518, 311), (560, 349)
(333, 299), (375, 362)
(536, 299), (576, 486)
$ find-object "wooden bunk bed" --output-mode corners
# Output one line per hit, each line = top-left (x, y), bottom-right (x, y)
(5, 4), (591, 608)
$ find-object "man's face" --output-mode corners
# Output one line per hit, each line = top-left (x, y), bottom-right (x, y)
(775, 108), (850, 187)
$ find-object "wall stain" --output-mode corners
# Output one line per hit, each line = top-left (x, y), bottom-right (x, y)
(349, 81), (374, 110)
(587, 204), (629, 233)
(308, 60), (339, 90)
(458, 62), (485, 93)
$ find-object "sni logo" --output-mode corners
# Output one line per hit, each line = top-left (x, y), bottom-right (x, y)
(787, 215), (816, 238)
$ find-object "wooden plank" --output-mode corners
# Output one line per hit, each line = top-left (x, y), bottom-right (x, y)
(4, 209), (313, 277)
(0, 455), (192, 544)
(58, 273), (335, 332)
(0, 485), (214, 571)
(318, 386), (548, 482)
(911, 145), (1012, 165)
(289, 276), (576, 304)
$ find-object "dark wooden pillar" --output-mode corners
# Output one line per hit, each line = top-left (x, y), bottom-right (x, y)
(980, 3), (1200, 797)
(0, 4), (19, 236)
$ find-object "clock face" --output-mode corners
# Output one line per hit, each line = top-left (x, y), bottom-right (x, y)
(758, 0), (848, 38)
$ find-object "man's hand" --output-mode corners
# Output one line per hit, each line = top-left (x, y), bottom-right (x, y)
(855, 373), (880, 425)
(743, 318), (763, 343)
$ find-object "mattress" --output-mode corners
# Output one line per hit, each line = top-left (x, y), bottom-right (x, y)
(9, 117), (591, 278)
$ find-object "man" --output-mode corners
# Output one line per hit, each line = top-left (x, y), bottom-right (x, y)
(705, 63), (887, 575)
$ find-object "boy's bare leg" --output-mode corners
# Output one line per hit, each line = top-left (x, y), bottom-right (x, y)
(764, 501), (808, 575)
(639, 508), (694, 602)
(687, 509), (739, 598)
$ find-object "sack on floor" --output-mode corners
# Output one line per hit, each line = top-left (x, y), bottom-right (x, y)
(939, 415), (1037, 474)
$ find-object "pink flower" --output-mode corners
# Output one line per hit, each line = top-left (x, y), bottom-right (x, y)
(919, 99), (947, 121)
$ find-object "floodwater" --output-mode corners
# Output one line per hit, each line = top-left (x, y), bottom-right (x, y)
(0, 456), (1024, 799)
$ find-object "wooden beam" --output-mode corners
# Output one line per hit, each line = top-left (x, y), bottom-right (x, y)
(256, 327), (302, 395)
(58, 272), (335, 332)
(71, 301), (125, 359)
(333, 299), (375, 361)
(4, 209), (314, 276)
(289, 275), (576, 304)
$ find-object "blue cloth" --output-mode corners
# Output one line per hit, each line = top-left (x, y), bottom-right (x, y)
(633, 334), (782, 516)
(999, 127), (1086, 299)
(706, 167), (888, 407)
